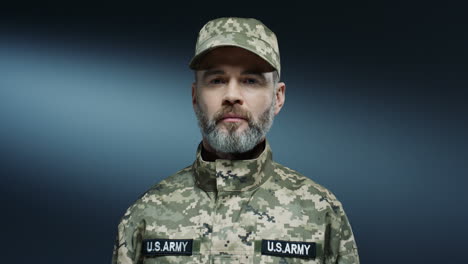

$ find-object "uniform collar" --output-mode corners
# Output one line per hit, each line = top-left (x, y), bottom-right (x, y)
(192, 140), (273, 192)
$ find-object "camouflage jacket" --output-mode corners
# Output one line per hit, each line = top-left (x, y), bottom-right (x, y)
(112, 140), (359, 264)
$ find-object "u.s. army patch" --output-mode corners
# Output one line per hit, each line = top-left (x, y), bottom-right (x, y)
(142, 239), (193, 256)
(261, 240), (316, 259)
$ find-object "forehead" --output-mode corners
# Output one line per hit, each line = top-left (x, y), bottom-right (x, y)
(196, 46), (275, 73)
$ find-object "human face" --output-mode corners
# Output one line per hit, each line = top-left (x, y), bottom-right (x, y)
(192, 47), (285, 154)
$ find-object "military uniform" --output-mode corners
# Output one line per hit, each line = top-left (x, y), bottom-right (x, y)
(112, 141), (359, 263)
(112, 16), (359, 264)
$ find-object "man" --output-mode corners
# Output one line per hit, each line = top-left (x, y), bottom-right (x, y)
(112, 17), (359, 264)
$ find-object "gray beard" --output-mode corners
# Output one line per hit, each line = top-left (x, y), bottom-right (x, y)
(194, 100), (275, 154)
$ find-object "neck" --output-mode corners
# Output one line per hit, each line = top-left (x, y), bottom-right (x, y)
(201, 138), (266, 161)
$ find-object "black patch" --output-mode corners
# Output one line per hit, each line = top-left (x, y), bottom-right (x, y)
(142, 239), (193, 256)
(261, 240), (316, 259)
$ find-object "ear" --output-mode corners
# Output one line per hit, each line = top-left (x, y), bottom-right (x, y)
(191, 82), (197, 106)
(274, 82), (286, 115)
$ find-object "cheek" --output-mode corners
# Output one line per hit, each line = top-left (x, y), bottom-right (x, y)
(245, 93), (273, 115)
(197, 92), (220, 116)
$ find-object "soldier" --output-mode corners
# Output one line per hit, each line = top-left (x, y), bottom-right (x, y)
(112, 17), (359, 264)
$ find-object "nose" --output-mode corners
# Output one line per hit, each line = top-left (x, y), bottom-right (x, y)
(222, 79), (243, 105)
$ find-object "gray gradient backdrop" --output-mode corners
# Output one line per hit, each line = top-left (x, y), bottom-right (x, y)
(1, 1), (467, 263)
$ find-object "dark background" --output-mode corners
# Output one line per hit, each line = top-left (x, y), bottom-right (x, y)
(1, 1), (467, 263)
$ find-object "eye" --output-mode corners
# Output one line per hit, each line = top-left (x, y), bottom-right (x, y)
(209, 78), (224, 84)
(243, 78), (258, 85)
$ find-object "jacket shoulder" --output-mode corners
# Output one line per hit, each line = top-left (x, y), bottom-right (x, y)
(144, 165), (194, 197)
(269, 161), (343, 209)
(120, 165), (194, 219)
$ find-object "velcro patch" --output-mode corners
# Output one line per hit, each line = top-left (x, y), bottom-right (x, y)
(142, 239), (193, 256)
(261, 240), (316, 259)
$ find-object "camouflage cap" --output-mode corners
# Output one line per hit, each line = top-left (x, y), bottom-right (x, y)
(189, 17), (281, 76)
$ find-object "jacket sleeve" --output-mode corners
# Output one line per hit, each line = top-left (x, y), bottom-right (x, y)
(112, 219), (136, 264)
(112, 205), (146, 264)
(335, 205), (360, 264)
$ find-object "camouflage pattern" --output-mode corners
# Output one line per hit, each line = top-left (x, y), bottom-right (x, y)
(189, 17), (281, 76)
(112, 140), (359, 263)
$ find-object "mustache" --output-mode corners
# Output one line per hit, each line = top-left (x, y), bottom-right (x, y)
(213, 105), (252, 123)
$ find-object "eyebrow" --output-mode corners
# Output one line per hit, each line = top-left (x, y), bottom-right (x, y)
(202, 69), (225, 80)
(241, 70), (267, 81)
(201, 69), (267, 82)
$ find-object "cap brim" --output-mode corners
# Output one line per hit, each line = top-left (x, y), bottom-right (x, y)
(189, 36), (278, 74)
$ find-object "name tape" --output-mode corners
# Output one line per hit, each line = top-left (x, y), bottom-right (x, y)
(142, 239), (193, 256)
(261, 240), (316, 259)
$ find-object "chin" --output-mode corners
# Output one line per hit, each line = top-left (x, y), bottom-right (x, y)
(221, 123), (247, 133)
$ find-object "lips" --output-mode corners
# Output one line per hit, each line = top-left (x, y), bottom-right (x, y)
(223, 114), (245, 119)
(218, 113), (247, 123)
